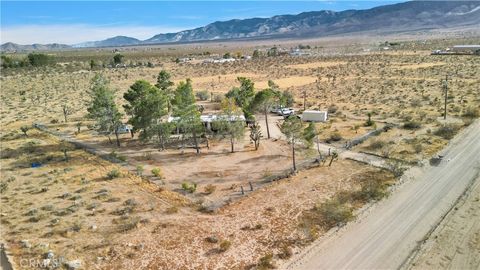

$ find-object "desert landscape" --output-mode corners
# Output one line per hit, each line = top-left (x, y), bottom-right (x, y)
(1, 1), (480, 269)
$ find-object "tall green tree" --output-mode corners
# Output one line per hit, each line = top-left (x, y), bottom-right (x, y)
(214, 98), (245, 153)
(27, 53), (53, 67)
(124, 80), (169, 147)
(252, 87), (276, 139)
(87, 74), (123, 146)
(155, 70), (175, 113)
(123, 80), (154, 136)
(226, 77), (255, 117)
(113, 54), (124, 65)
(173, 79), (202, 154)
(303, 122), (316, 148)
(280, 116), (303, 171)
(281, 90), (294, 108)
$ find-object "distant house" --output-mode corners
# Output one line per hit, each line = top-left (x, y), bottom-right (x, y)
(452, 45), (480, 55)
(290, 48), (311, 56)
(176, 57), (192, 63)
(212, 58), (236, 64)
(168, 114), (246, 132)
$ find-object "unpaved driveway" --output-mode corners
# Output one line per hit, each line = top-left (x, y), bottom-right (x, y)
(286, 120), (480, 269)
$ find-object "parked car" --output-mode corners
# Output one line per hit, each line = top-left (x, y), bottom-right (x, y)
(116, 125), (132, 134)
(270, 106), (294, 116)
(278, 108), (294, 116)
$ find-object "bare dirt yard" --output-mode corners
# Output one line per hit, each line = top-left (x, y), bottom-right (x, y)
(0, 122), (392, 269)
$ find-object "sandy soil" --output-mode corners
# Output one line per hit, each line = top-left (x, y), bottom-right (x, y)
(409, 176), (480, 270)
(0, 123), (391, 269)
(286, 61), (347, 69)
(287, 120), (480, 269)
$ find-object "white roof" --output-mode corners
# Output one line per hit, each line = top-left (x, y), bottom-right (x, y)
(168, 114), (245, 123)
(303, 110), (327, 114)
(452, 45), (480, 49)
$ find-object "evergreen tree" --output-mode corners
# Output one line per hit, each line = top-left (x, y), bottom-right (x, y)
(87, 74), (123, 146)
(173, 79), (202, 154)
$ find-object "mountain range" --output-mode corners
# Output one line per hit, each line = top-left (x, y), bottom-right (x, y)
(2, 1), (479, 51)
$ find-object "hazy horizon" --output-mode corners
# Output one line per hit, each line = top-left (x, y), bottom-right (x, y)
(1, 1), (403, 45)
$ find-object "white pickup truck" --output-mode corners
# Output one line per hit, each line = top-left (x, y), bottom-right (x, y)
(271, 107), (294, 116)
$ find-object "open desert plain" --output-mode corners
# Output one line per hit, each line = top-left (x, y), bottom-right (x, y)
(1, 1), (480, 270)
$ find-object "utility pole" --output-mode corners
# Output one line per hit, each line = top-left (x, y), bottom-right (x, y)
(443, 75), (448, 120)
(303, 89), (307, 111)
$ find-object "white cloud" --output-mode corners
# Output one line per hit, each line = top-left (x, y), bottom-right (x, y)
(0, 24), (190, 45)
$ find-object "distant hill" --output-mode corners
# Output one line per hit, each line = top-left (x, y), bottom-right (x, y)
(74, 36), (141, 48)
(2, 1), (479, 51)
(1, 42), (71, 52)
(144, 1), (480, 43)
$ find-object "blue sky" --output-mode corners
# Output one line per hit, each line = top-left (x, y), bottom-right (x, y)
(1, 1), (404, 44)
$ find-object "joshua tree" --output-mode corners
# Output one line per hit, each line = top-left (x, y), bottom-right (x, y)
(76, 122), (82, 133)
(20, 126), (30, 136)
(59, 140), (73, 162)
(249, 121), (262, 150)
(281, 116), (303, 171)
(328, 151), (339, 167)
(62, 104), (71, 122)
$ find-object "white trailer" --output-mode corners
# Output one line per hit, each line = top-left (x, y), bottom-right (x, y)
(302, 110), (328, 122)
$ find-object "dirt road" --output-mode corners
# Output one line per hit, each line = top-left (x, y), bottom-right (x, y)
(409, 178), (480, 269)
(286, 120), (480, 269)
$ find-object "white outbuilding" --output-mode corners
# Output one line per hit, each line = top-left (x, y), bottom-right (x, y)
(301, 110), (328, 122)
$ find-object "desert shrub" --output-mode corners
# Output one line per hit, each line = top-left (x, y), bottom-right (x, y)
(352, 179), (388, 202)
(367, 139), (385, 150)
(151, 168), (163, 178)
(386, 160), (407, 177)
(165, 206), (178, 214)
(204, 184), (216, 194)
(278, 245), (293, 259)
(136, 165), (144, 176)
(213, 94), (224, 103)
(413, 143), (423, 154)
(111, 205), (135, 216)
(109, 151), (126, 162)
(124, 198), (138, 207)
(23, 141), (39, 153)
(327, 132), (342, 142)
(205, 236), (218, 243)
(107, 169), (121, 179)
(143, 152), (153, 160)
(433, 124), (460, 140)
(115, 216), (140, 232)
(402, 120), (422, 130)
(257, 253), (275, 270)
(196, 90), (210, 101)
(0, 182), (8, 193)
(327, 104), (338, 114)
(462, 106), (479, 118)
(219, 239), (231, 252)
(309, 198), (353, 229)
(181, 182), (197, 193)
